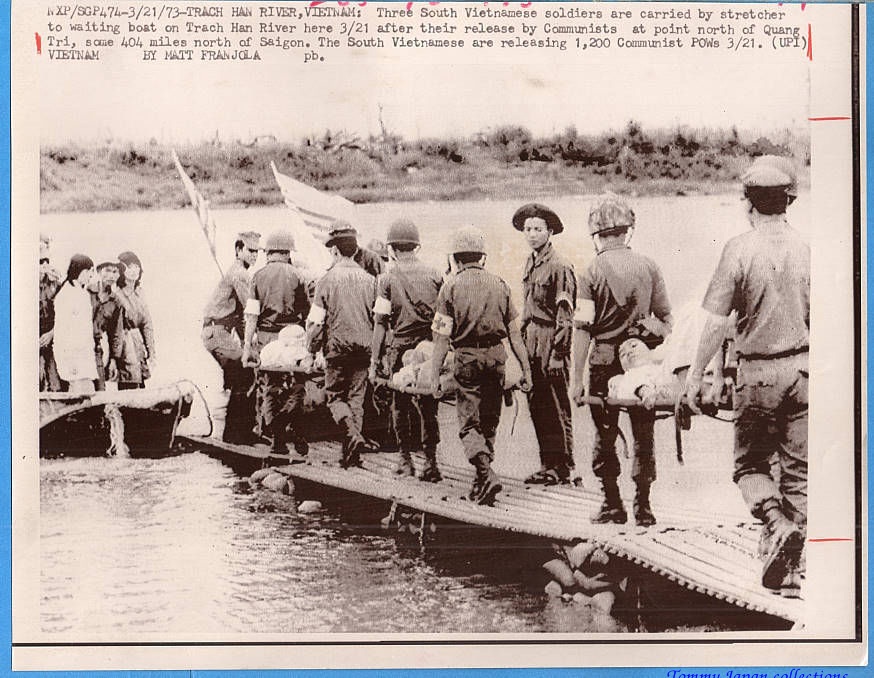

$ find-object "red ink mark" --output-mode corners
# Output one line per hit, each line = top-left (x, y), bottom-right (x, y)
(807, 23), (812, 61)
(801, 3), (806, 10)
(35, 32), (41, 55)
(808, 538), (853, 543)
(808, 116), (850, 121)
(405, 1), (413, 10)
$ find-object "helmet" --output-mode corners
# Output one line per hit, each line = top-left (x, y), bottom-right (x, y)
(588, 193), (635, 236)
(451, 226), (486, 255)
(512, 203), (564, 235)
(741, 155), (797, 196)
(386, 219), (420, 246)
(265, 229), (295, 252)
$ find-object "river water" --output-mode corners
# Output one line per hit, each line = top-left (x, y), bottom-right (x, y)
(38, 194), (809, 635)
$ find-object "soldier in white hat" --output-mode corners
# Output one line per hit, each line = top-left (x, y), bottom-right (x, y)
(685, 156), (808, 596)
(572, 194), (673, 527)
(202, 231), (261, 444)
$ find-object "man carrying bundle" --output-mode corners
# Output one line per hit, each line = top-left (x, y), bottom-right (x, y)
(307, 223), (378, 469)
(685, 156), (808, 596)
(572, 194), (673, 527)
(513, 203), (577, 486)
(370, 219), (443, 481)
(203, 231), (261, 444)
(429, 227), (531, 505)
(242, 230), (311, 458)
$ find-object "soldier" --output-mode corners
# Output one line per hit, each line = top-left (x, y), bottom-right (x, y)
(684, 156), (808, 595)
(242, 230), (311, 458)
(572, 194), (673, 526)
(429, 227), (531, 505)
(326, 221), (385, 278)
(370, 219), (443, 481)
(307, 224), (378, 469)
(513, 203), (577, 485)
(203, 231), (261, 444)
(39, 233), (63, 391)
(90, 262), (125, 391)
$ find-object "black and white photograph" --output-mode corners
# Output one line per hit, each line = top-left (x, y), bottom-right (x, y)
(12, 0), (863, 669)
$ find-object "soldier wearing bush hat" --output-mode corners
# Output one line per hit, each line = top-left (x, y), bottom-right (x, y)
(685, 155), (809, 595)
(512, 203), (577, 486)
(429, 226), (532, 505)
(573, 193), (673, 527)
(242, 229), (311, 457)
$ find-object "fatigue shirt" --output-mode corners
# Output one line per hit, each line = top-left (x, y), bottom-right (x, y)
(91, 289), (124, 362)
(40, 266), (62, 336)
(312, 258), (376, 359)
(577, 244), (671, 343)
(250, 260), (310, 333)
(703, 218), (809, 358)
(522, 242), (576, 359)
(374, 259), (443, 345)
(433, 264), (517, 347)
(203, 259), (251, 336)
(353, 247), (385, 278)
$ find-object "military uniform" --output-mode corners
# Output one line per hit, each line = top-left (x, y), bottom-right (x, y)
(246, 244), (311, 454)
(39, 263), (63, 391)
(203, 251), (258, 443)
(309, 256), (376, 466)
(91, 287), (124, 391)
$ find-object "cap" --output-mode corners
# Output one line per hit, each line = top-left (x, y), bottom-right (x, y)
(512, 203), (564, 235)
(264, 229), (295, 252)
(386, 218), (421, 246)
(237, 231), (261, 250)
(325, 220), (359, 248)
(588, 193), (635, 236)
(451, 226), (487, 255)
(741, 155), (797, 194)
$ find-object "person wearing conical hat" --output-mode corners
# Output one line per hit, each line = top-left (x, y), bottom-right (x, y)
(685, 155), (808, 596)
(202, 231), (261, 444)
(512, 203), (577, 486)
(572, 193), (673, 528)
(428, 226), (531, 506)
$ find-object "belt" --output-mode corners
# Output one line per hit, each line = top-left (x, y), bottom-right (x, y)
(526, 317), (556, 328)
(203, 318), (236, 331)
(739, 346), (808, 362)
(454, 337), (502, 349)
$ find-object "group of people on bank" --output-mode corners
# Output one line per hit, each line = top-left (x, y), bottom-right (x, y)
(200, 154), (809, 595)
(39, 240), (155, 395)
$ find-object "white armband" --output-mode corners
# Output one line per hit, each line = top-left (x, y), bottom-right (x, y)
(244, 298), (261, 316)
(307, 304), (326, 325)
(573, 299), (595, 325)
(556, 291), (574, 308)
(431, 312), (453, 337)
(373, 296), (392, 316)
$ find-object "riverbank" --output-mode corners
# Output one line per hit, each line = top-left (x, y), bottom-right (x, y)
(40, 124), (808, 212)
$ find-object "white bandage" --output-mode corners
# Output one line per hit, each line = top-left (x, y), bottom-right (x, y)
(431, 312), (453, 336)
(307, 304), (326, 325)
(573, 299), (595, 325)
(244, 298), (261, 316)
(373, 296), (392, 316)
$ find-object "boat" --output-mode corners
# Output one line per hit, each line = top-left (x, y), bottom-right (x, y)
(39, 381), (196, 458)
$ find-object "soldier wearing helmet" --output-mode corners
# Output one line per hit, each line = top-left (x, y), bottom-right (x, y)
(685, 155), (808, 595)
(201, 231), (261, 444)
(243, 229), (312, 457)
(428, 226), (532, 505)
(369, 219), (445, 480)
(307, 221), (378, 469)
(512, 203), (577, 486)
(572, 193), (673, 527)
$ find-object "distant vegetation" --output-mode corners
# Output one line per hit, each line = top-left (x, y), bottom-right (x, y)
(40, 122), (809, 212)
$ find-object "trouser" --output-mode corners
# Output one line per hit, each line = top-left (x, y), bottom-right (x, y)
(256, 369), (306, 447)
(453, 344), (506, 462)
(733, 354), (808, 527)
(325, 352), (370, 435)
(40, 346), (62, 392)
(388, 342), (439, 453)
(202, 325), (257, 443)
(525, 323), (574, 475)
(589, 355), (656, 484)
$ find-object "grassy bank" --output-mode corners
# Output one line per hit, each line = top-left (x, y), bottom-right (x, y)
(40, 123), (808, 213)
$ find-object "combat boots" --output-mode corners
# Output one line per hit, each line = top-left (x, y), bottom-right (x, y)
(395, 450), (415, 477)
(634, 480), (656, 527)
(469, 452), (502, 506)
(591, 477), (628, 524)
(338, 416), (365, 469)
(419, 447), (442, 483)
(759, 500), (804, 590)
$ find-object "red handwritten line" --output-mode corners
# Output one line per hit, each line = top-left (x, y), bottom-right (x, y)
(808, 116), (850, 121)
(35, 32), (41, 55)
(808, 538), (853, 543)
(807, 23), (812, 61)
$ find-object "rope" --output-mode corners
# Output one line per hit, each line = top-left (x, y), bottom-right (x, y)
(167, 384), (186, 449)
(177, 379), (215, 438)
(104, 403), (129, 457)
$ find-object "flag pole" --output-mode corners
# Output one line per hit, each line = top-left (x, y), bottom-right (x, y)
(172, 150), (225, 278)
